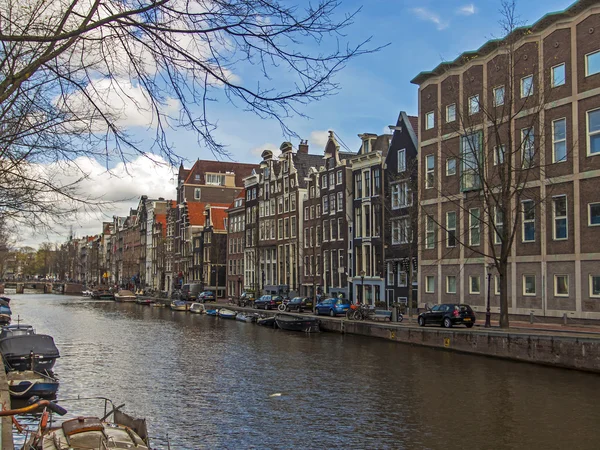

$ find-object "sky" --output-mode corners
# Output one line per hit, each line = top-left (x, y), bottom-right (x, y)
(19, 0), (575, 247)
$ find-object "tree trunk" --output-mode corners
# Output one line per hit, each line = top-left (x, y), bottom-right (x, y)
(499, 261), (510, 328)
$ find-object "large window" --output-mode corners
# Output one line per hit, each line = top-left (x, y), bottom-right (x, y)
(553, 195), (568, 240)
(392, 217), (409, 245)
(425, 275), (435, 293)
(585, 50), (600, 76)
(521, 127), (535, 168)
(554, 274), (569, 297)
(588, 108), (600, 156)
(469, 208), (480, 246)
(398, 149), (406, 173)
(425, 111), (435, 130)
(205, 173), (225, 185)
(425, 215), (435, 249)
(468, 95), (480, 115)
(425, 155), (435, 189)
(355, 172), (362, 198)
(391, 182), (411, 209)
(337, 192), (343, 211)
(493, 86), (505, 106)
(469, 275), (481, 294)
(446, 211), (456, 248)
(446, 158), (456, 176)
(461, 132), (482, 191)
(522, 200), (535, 242)
(446, 276), (457, 294)
(551, 63), (566, 87)
(589, 202), (600, 226)
(521, 75), (533, 97)
(552, 118), (567, 163)
(523, 275), (536, 296)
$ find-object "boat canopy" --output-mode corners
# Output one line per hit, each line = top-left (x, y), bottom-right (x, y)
(0, 334), (60, 359)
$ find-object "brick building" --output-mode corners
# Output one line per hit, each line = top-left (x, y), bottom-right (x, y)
(226, 190), (246, 299)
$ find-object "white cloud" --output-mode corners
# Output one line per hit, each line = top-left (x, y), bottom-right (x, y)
(411, 8), (449, 30)
(458, 4), (476, 15)
(250, 142), (281, 158)
(309, 130), (330, 149)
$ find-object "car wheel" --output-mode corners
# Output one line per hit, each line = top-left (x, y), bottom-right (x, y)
(329, 309), (335, 317)
(418, 316), (425, 327)
(266, 304), (270, 310)
(443, 317), (452, 328)
(466, 323), (474, 328)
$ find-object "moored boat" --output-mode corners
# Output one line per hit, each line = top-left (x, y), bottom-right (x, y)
(189, 302), (205, 314)
(205, 309), (218, 316)
(135, 297), (154, 305)
(0, 303), (11, 325)
(0, 334), (60, 372)
(170, 300), (189, 311)
(218, 308), (237, 319)
(91, 289), (114, 300)
(235, 312), (256, 323)
(256, 316), (277, 327)
(114, 290), (137, 302)
(275, 313), (320, 333)
(0, 323), (35, 339)
(7, 370), (59, 398)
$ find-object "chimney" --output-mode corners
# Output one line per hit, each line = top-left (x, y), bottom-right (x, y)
(298, 139), (309, 154)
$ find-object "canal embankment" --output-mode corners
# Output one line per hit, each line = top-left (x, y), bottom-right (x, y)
(0, 369), (14, 450)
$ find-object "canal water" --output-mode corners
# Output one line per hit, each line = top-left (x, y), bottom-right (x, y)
(8, 294), (600, 449)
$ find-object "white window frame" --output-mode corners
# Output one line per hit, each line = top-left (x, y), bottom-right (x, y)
(425, 275), (435, 293)
(468, 95), (480, 115)
(494, 145), (505, 166)
(446, 104), (456, 123)
(446, 211), (456, 248)
(523, 274), (536, 296)
(425, 215), (435, 250)
(494, 207), (504, 245)
(587, 108), (600, 156)
(554, 274), (569, 297)
(387, 263), (394, 286)
(425, 154), (435, 189)
(397, 148), (406, 173)
(494, 275), (500, 296)
(493, 85), (505, 106)
(521, 199), (535, 243)
(469, 275), (481, 294)
(446, 275), (457, 294)
(589, 202), (600, 226)
(521, 75), (533, 98)
(521, 127), (535, 168)
(446, 158), (456, 176)
(337, 192), (343, 212)
(194, 188), (201, 200)
(553, 195), (568, 240)
(336, 170), (343, 185)
(552, 118), (567, 163)
(585, 49), (600, 77)
(425, 111), (435, 130)
(551, 63), (566, 87)
(589, 275), (600, 298)
(469, 208), (480, 246)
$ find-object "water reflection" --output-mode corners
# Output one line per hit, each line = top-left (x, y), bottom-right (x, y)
(8, 294), (600, 449)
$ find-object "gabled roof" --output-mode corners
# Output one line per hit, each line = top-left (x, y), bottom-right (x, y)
(182, 160), (259, 186)
(408, 116), (418, 141)
(209, 208), (228, 232)
(186, 202), (231, 227)
(293, 152), (326, 187)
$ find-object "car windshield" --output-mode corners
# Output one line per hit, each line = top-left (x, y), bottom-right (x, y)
(431, 305), (441, 311)
(291, 298), (301, 303)
(336, 299), (349, 305)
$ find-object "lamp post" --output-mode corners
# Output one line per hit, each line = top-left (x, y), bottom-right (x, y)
(485, 264), (494, 328)
(238, 275), (241, 300)
(360, 270), (365, 304)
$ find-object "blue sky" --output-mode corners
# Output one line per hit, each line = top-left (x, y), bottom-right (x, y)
(156, 0), (576, 163)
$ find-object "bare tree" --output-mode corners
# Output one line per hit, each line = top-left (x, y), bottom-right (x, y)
(0, 0), (377, 227)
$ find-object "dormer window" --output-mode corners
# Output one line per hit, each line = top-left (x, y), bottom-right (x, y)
(363, 140), (370, 153)
(194, 174), (200, 181)
(264, 167), (270, 179)
(206, 173), (225, 185)
(283, 160), (289, 172)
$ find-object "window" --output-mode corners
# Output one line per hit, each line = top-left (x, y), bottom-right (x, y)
(554, 275), (569, 296)
(398, 271), (408, 287)
(363, 140), (370, 153)
(494, 145), (505, 166)
(387, 263), (394, 285)
(392, 217), (409, 245)
(469, 208), (480, 246)
(585, 50), (600, 76)
(446, 276), (457, 294)
(425, 215), (435, 249)
(469, 276), (481, 294)
(521, 127), (535, 168)
(397, 149), (406, 173)
(493, 86), (505, 106)
(588, 108), (600, 156)
(446, 104), (456, 122)
(589, 203), (600, 226)
(521, 75), (533, 98)
(194, 188), (201, 200)
(205, 173), (225, 185)
(364, 171), (371, 197)
(194, 174), (200, 181)
(461, 132), (482, 191)
(446, 211), (457, 248)
(291, 217), (297, 238)
(373, 169), (381, 193)
(553, 196), (567, 240)
(590, 275), (600, 298)
(551, 63), (566, 87)
(391, 182), (411, 208)
(338, 218), (343, 239)
(322, 174), (328, 189)
(425, 154), (435, 189)
(468, 95), (480, 115)
(552, 118), (567, 163)
(494, 207), (504, 245)
(337, 170), (343, 185)
(494, 275), (500, 296)
(425, 275), (435, 293)
(329, 193), (335, 213)
(323, 196), (329, 214)
(355, 172), (362, 198)
(523, 275), (536, 296)
(337, 192), (343, 211)
(442, 158), (455, 178)
(329, 173), (335, 188)
(425, 111), (435, 130)
(522, 200), (535, 242)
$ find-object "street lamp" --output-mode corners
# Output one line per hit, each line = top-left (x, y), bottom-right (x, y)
(360, 270), (365, 304)
(485, 263), (494, 328)
(238, 275), (241, 300)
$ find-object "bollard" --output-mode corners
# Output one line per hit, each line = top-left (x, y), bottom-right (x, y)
(563, 313), (568, 325)
(530, 311), (534, 324)
(392, 307), (397, 322)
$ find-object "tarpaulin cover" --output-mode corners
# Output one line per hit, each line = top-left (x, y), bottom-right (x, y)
(0, 334), (60, 358)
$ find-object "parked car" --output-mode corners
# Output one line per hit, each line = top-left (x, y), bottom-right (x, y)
(315, 298), (350, 317)
(254, 295), (283, 310)
(418, 303), (476, 328)
(283, 297), (313, 312)
(197, 291), (216, 303)
(180, 283), (203, 301)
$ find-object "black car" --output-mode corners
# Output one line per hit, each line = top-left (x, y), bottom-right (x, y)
(197, 291), (216, 302)
(418, 303), (476, 328)
(254, 295), (283, 310)
(283, 297), (313, 312)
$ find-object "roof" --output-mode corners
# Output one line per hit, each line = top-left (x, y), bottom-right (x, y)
(411, 0), (595, 85)
(408, 116), (418, 141)
(154, 214), (167, 238)
(209, 208), (228, 232)
(293, 152), (326, 187)
(186, 202), (231, 227)
(182, 160), (259, 186)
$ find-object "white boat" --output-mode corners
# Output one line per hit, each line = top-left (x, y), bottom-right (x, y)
(189, 303), (205, 314)
(218, 308), (237, 319)
(170, 300), (189, 311)
(114, 290), (137, 302)
(236, 312), (256, 323)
